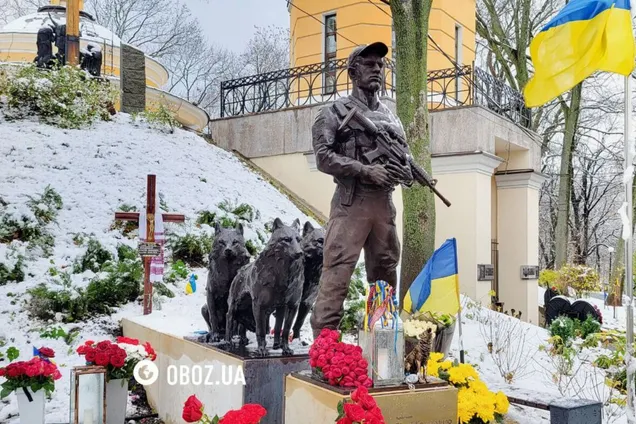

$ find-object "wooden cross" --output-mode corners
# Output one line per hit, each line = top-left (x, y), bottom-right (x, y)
(114, 175), (185, 315)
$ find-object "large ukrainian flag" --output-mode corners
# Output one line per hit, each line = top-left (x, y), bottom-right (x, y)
(524, 0), (636, 108)
(402, 238), (460, 316)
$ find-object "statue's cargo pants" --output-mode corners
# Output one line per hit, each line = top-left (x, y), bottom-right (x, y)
(310, 186), (400, 338)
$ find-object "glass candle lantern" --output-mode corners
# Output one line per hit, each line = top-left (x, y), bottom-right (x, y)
(358, 315), (405, 387)
(69, 366), (106, 424)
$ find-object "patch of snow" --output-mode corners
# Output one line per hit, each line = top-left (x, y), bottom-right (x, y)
(0, 114), (315, 423)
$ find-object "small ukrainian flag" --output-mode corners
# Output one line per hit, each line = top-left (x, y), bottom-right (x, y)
(524, 0), (636, 107)
(185, 273), (197, 295)
(402, 238), (460, 316)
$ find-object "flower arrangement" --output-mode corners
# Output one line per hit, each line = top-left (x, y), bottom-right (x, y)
(427, 353), (509, 424)
(182, 395), (267, 423)
(76, 336), (156, 381)
(0, 348), (62, 399)
(403, 319), (437, 338)
(309, 329), (372, 388)
(335, 386), (385, 424)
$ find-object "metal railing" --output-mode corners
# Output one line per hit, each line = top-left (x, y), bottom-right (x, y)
(219, 59), (531, 129)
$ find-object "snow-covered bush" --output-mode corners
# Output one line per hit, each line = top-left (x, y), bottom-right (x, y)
(2, 64), (116, 128)
(27, 245), (143, 322)
(167, 232), (213, 267)
(132, 99), (181, 134)
(73, 238), (113, 273)
(0, 186), (62, 256)
(477, 307), (534, 383)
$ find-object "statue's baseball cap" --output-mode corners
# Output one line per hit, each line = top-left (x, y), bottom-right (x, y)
(347, 42), (389, 68)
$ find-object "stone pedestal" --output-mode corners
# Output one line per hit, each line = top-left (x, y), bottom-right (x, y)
(120, 43), (146, 114)
(284, 372), (458, 424)
(185, 337), (310, 424)
(550, 398), (602, 424)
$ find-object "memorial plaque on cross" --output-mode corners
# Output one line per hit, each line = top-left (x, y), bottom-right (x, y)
(114, 175), (185, 315)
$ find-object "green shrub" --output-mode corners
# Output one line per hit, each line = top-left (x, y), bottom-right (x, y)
(110, 204), (138, 237)
(85, 252), (143, 314)
(73, 238), (113, 273)
(576, 315), (602, 339)
(0, 186), (61, 255)
(4, 64), (117, 128)
(539, 269), (559, 289)
(164, 260), (189, 284)
(136, 101), (181, 133)
(196, 210), (217, 227)
(0, 257), (25, 286)
(26, 271), (89, 323)
(549, 316), (576, 346)
(217, 200), (259, 223)
(154, 281), (175, 298)
(27, 244), (143, 321)
(555, 264), (600, 297)
(167, 233), (212, 267)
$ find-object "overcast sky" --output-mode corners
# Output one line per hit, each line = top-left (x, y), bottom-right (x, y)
(185, 0), (290, 53)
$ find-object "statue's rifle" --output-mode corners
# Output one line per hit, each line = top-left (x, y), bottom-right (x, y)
(339, 107), (452, 207)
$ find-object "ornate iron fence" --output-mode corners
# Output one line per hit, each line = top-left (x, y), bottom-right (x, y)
(219, 59), (531, 129)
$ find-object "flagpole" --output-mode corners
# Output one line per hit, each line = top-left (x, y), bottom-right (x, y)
(457, 303), (465, 364)
(624, 73), (635, 423)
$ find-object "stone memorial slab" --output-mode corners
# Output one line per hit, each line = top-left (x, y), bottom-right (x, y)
(185, 336), (310, 424)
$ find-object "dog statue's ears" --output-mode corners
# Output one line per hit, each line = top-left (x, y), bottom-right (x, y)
(273, 217), (284, 230)
(214, 221), (222, 234)
(303, 221), (314, 237)
(292, 218), (301, 231)
(235, 221), (244, 235)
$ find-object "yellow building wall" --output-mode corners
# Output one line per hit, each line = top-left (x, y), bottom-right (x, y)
(289, 0), (476, 71)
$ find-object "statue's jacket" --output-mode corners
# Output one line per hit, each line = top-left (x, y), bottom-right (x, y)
(312, 95), (408, 206)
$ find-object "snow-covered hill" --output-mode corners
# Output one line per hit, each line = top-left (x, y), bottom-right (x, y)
(0, 114), (314, 422)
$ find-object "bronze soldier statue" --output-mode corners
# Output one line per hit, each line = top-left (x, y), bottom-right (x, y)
(310, 42), (415, 337)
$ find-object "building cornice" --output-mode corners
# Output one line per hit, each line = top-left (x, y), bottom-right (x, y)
(432, 151), (504, 177)
(495, 171), (547, 191)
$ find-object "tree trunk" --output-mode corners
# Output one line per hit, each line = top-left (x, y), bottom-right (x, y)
(391, 0), (436, 305)
(554, 83), (582, 269)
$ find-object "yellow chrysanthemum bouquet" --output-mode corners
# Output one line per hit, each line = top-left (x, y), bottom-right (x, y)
(427, 353), (509, 424)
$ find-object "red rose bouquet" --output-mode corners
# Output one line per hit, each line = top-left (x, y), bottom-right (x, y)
(0, 350), (62, 399)
(182, 395), (267, 423)
(77, 337), (156, 381)
(309, 329), (372, 389)
(335, 386), (385, 424)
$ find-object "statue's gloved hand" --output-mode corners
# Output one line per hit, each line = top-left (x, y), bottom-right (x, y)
(386, 158), (414, 187)
(361, 164), (393, 188)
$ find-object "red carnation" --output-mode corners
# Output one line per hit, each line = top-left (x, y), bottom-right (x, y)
(117, 336), (139, 346)
(182, 395), (203, 423)
(337, 418), (353, 424)
(77, 345), (88, 355)
(85, 350), (96, 363)
(85, 340), (95, 346)
(38, 347), (55, 358)
(143, 342), (157, 361)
